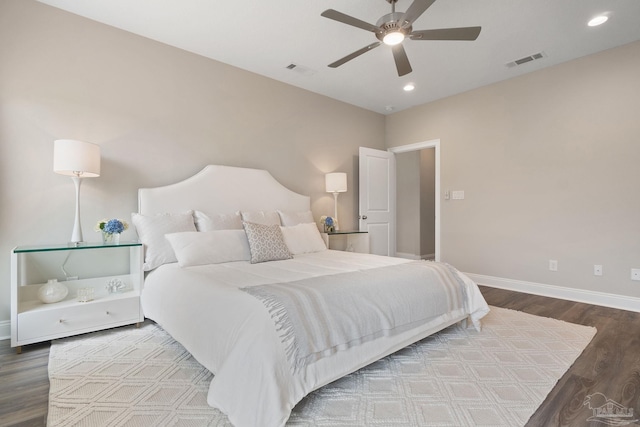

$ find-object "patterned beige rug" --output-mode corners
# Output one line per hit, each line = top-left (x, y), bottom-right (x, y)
(47, 307), (596, 426)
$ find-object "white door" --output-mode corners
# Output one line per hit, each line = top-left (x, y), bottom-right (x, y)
(359, 147), (396, 256)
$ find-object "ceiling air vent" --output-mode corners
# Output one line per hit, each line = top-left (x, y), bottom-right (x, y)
(285, 63), (316, 76)
(506, 51), (546, 68)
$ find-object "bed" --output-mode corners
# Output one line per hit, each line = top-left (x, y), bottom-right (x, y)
(136, 165), (490, 427)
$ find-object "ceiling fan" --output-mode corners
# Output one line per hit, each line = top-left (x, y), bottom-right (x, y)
(321, 0), (481, 77)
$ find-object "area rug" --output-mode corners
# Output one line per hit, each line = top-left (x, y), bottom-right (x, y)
(47, 306), (596, 426)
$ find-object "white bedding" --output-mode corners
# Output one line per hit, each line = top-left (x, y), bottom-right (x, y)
(141, 250), (489, 427)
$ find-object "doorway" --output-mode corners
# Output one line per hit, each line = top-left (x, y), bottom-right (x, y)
(396, 148), (436, 260)
(389, 139), (440, 261)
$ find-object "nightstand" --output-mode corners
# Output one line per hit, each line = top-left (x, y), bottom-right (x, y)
(322, 230), (369, 254)
(10, 242), (144, 353)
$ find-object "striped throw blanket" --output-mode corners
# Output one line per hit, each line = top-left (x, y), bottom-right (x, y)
(241, 261), (468, 372)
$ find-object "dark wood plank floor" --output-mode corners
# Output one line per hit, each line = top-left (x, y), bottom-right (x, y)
(480, 286), (640, 427)
(1, 286), (639, 426)
(0, 340), (50, 427)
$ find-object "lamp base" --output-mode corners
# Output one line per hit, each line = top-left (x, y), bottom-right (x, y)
(333, 192), (340, 231)
(70, 175), (84, 243)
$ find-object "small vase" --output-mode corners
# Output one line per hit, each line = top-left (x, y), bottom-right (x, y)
(37, 279), (68, 304)
(102, 232), (120, 245)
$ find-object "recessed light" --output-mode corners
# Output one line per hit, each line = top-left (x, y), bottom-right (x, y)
(588, 15), (608, 27)
(403, 83), (415, 92)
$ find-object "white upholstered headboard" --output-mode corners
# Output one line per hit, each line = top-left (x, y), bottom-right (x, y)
(138, 165), (310, 215)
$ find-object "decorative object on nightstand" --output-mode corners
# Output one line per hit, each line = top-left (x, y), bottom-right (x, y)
(76, 287), (95, 302)
(320, 215), (335, 233)
(96, 218), (128, 245)
(37, 279), (68, 304)
(105, 278), (125, 293)
(325, 172), (347, 231)
(53, 139), (101, 245)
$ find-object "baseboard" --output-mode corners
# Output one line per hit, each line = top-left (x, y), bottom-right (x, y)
(396, 252), (435, 261)
(466, 273), (640, 313)
(396, 252), (422, 260)
(0, 320), (10, 340)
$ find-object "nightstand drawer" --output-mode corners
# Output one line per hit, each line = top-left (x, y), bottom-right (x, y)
(17, 296), (140, 342)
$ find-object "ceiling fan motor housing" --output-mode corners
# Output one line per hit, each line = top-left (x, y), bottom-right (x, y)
(375, 12), (412, 42)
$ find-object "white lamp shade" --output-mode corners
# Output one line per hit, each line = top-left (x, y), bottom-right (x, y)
(325, 172), (347, 193)
(53, 139), (101, 177)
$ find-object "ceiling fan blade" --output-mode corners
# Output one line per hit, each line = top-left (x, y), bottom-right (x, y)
(328, 42), (381, 68)
(391, 44), (412, 76)
(321, 9), (381, 34)
(410, 26), (482, 41)
(401, 0), (437, 28)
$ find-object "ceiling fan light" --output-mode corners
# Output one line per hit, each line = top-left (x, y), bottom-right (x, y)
(383, 31), (405, 46)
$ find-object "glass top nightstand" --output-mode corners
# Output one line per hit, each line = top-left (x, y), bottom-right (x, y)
(326, 230), (368, 235)
(322, 230), (369, 253)
(10, 241), (144, 352)
(13, 241), (141, 253)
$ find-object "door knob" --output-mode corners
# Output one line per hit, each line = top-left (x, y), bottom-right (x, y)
(360, 215), (368, 220)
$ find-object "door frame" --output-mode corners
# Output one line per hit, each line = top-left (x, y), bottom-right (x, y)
(388, 139), (441, 262)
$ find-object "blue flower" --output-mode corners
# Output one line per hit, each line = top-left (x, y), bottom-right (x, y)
(325, 217), (334, 226)
(103, 219), (126, 234)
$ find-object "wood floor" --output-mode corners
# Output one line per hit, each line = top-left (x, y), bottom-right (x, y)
(1, 286), (639, 427)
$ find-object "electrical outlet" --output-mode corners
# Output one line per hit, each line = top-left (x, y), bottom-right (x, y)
(632, 269), (640, 281)
(594, 265), (602, 276)
(549, 260), (558, 271)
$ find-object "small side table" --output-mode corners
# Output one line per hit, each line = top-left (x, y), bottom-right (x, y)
(322, 230), (369, 254)
(10, 242), (144, 352)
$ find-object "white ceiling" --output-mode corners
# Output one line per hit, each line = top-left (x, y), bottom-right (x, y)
(37, 0), (640, 115)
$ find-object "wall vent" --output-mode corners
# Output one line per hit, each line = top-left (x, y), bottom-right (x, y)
(506, 51), (546, 68)
(285, 63), (316, 76)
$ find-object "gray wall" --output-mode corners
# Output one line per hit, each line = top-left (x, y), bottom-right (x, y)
(395, 151), (421, 257)
(386, 41), (640, 299)
(0, 0), (385, 322)
(420, 149), (436, 258)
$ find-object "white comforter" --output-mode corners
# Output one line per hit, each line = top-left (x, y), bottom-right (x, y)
(142, 250), (490, 427)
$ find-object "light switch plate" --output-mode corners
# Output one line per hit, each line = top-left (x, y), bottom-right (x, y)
(452, 191), (465, 200)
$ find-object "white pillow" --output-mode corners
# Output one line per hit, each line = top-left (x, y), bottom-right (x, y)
(277, 210), (314, 226)
(165, 230), (251, 267)
(131, 211), (196, 271)
(243, 221), (292, 264)
(194, 210), (243, 231)
(240, 210), (281, 226)
(280, 223), (328, 255)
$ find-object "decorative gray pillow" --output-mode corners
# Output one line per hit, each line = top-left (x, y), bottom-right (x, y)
(243, 221), (293, 264)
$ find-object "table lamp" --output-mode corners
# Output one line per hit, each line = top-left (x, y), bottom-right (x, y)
(53, 139), (101, 244)
(325, 172), (347, 231)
